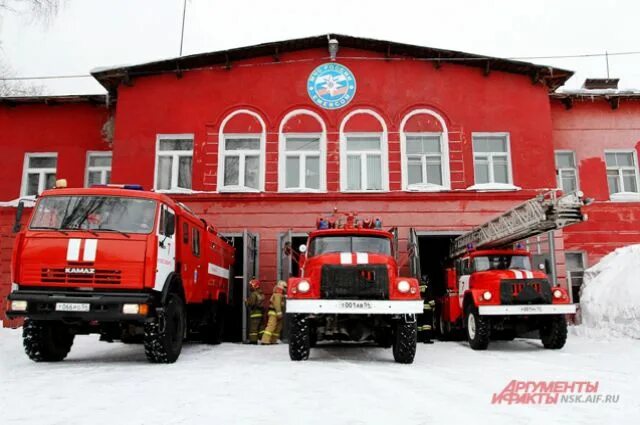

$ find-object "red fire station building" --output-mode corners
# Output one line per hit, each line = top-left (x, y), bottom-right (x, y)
(1, 35), (639, 329)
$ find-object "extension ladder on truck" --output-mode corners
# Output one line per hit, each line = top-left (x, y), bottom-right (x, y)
(449, 191), (588, 258)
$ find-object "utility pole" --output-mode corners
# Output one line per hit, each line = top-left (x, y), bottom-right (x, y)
(179, 0), (187, 57)
(605, 51), (610, 79)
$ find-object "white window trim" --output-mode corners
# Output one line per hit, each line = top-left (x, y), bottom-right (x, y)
(21, 152), (57, 197)
(339, 109), (389, 192)
(278, 109), (327, 193)
(217, 109), (266, 193)
(400, 109), (450, 191)
(219, 133), (263, 192)
(605, 149), (640, 201)
(85, 151), (112, 187)
(554, 149), (580, 193)
(154, 134), (194, 192)
(470, 132), (515, 187)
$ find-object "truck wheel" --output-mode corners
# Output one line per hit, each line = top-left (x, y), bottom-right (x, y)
(203, 301), (225, 345)
(540, 316), (568, 349)
(392, 317), (417, 364)
(144, 293), (185, 363)
(465, 306), (490, 350)
(288, 314), (311, 361)
(23, 320), (75, 362)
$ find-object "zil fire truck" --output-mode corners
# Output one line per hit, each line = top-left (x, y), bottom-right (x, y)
(286, 213), (423, 363)
(6, 185), (234, 363)
(434, 191), (587, 350)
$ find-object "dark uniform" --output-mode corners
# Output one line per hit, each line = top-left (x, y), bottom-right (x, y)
(417, 276), (435, 343)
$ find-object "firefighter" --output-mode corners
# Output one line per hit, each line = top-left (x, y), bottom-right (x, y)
(260, 280), (287, 345)
(245, 278), (264, 344)
(417, 274), (435, 344)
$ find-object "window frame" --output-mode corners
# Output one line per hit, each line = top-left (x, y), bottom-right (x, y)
(339, 110), (389, 193)
(471, 132), (514, 185)
(85, 151), (112, 187)
(219, 133), (264, 192)
(21, 152), (58, 197)
(279, 132), (325, 192)
(604, 149), (640, 197)
(402, 131), (449, 190)
(554, 150), (579, 194)
(191, 227), (201, 257)
(341, 132), (387, 192)
(154, 134), (194, 191)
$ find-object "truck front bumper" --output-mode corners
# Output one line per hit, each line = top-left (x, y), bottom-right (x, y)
(6, 289), (154, 322)
(286, 299), (423, 315)
(478, 304), (577, 316)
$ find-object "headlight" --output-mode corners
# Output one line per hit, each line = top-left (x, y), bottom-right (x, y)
(297, 280), (311, 293)
(397, 280), (410, 293)
(10, 300), (27, 312)
(553, 289), (563, 299)
(482, 291), (492, 301)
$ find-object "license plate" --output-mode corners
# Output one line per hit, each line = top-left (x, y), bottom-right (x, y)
(55, 303), (90, 312)
(338, 301), (373, 310)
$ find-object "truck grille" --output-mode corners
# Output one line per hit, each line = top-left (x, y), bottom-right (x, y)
(41, 268), (122, 285)
(320, 265), (389, 300)
(500, 278), (552, 305)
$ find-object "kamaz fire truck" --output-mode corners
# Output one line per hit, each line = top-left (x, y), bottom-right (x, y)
(286, 213), (422, 363)
(434, 191), (586, 350)
(6, 185), (234, 363)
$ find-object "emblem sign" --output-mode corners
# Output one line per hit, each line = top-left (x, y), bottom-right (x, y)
(307, 63), (356, 110)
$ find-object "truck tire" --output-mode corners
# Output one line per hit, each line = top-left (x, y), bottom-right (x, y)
(288, 314), (311, 361)
(144, 293), (185, 363)
(540, 316), (568, 349)
(392, 318), (417, 364)
(203, 301), (225, 345)
(465, 306), (490, 350)
(23, 319), (74, 362)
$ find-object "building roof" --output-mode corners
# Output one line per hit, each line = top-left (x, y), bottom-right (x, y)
(550, 88), (640, 110)
(91, 34), (574, 93)
(0, 94), (108, 107)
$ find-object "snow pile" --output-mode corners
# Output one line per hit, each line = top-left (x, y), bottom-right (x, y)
(578, 244), (640, 339)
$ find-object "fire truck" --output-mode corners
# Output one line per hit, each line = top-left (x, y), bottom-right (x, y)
(286, 213), (423, 363)
(6, 185), (234, 363)
(434, 191), (587, 350)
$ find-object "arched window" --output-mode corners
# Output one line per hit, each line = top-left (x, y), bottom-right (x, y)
(278, 110), (327, 192)
(217, 109), (266, 192)
(400, 109), (450, 191)
(339, 109), (389, 192)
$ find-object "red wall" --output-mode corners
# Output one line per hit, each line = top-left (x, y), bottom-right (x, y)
(551, 99), (640, 265)
(0, 102), (110, 201)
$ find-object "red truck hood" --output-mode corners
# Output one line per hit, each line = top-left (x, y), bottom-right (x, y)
(472, 269), (548, 281)
(302, 252), (397, 281)
(16, 232), (149, 290)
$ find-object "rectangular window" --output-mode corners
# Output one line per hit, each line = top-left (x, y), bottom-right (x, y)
(345, 135), (383, 191)
(182, 222), (189, 244)
(283, 135), (321, 191)
(86, 152), (112, 187)
(192, 228), (201, 257)
(22, 153), (57, 196)
(472, 134), (511, 184)
(605, 151), (639, 195)
(221, 135), (261, 191)
(405, 133), (444, 188)
(156, 135), (194, 190)
(555, 151), (578, 193)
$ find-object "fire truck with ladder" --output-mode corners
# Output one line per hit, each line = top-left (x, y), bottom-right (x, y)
(6, 184), (235, 363)
(286, 213), (423, 363)
(433, 191), (587, 350)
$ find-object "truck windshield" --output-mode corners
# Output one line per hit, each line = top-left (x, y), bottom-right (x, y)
(473, 255), (532, 272)
(30, 195), (157, 234)
(308, 235), (392, 256)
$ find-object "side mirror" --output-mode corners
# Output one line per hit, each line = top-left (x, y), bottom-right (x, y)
(298, 244), (307, 253)
(164, 213), (175, 237)
(12, 201), (24, 233)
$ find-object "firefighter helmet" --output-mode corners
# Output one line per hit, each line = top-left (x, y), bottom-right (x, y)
(249, 279), (260, 290)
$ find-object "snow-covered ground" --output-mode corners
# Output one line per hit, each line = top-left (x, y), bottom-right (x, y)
(1, 327), (639, 425)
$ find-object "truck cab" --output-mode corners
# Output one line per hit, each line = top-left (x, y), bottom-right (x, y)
(437, 248), (575, 350)
(7, 185), (234, 363)
(286, 214), (422, 363)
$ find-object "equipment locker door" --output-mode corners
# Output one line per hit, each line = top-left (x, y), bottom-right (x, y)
(242, 230), (258, 342)
(409, 228), (421, 279)
(390, 227), (399, 262)
(154, 205), (176, 292)
(278, 230), (293, 281)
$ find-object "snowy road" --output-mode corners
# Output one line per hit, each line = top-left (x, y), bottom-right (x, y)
(1, 327), (639, 425)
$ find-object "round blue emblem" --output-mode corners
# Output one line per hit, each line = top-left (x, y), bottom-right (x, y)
(307, 63), (356, 110)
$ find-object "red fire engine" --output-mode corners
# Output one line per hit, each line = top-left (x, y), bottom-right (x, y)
(6, 185), (234, 363)
(286, 213), (423, 363)
(434, 192), (586, 350)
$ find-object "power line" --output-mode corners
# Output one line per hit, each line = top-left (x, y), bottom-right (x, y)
(2, 49), (640, 82)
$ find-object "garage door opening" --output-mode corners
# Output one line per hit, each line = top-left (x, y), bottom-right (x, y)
(408, 230), (461, 298)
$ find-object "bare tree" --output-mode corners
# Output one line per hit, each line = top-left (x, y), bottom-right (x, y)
(0, 0), (60, 18)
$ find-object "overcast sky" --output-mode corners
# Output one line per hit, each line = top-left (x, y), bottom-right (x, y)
(1, 0), (639, 95)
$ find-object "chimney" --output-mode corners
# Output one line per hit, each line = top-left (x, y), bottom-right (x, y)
(582, 78), (619, 90)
